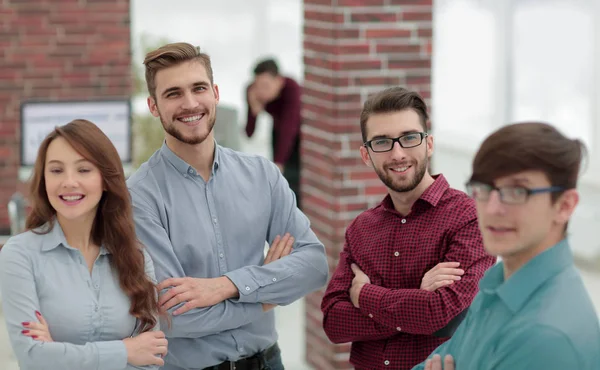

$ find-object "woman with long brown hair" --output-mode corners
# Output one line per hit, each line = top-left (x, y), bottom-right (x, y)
(0, 119), (167, 369)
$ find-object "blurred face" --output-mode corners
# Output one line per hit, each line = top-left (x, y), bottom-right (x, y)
(45, 137), (103, 224)
(360, 109), (432, 193)
(253, 73), (281, 103)
(474, 170), (578, 264)
(148, 60), (220, 145)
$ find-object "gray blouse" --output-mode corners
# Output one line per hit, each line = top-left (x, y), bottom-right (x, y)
(0, 221), (160, 370)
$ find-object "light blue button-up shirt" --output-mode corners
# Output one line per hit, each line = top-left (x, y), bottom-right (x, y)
(413, 238), (600, 370)
(0, 221), (160, 370)
(127, 142), (328, 369)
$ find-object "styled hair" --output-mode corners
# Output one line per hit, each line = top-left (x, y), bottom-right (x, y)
(144, 42), (214, 99)
(27, 119), (159, 332)
(253, 58), (279, 76)
(470, 122), (587, 201)
(360, 87), (429, 142)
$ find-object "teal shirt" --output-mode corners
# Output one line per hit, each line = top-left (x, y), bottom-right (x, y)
(413, 239), (600, 370)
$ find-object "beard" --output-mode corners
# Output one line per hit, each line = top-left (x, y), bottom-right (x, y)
(158, 108), (216, 145)
(374, 153), (428, 193)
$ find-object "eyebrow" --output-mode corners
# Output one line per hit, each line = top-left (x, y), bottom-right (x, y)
(47, 159), (89, 165)
(369, 131), (421, 140)
(503, 178), (532, 186)
(161, 81), (210, 98)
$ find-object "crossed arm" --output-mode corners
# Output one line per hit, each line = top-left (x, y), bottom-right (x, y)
(322, 218), (494, 343)
(129, 163), (327, 339)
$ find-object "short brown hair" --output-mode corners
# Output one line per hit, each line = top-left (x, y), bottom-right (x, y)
(470, 122), (586, 199)
(143, 42), (214, 99)
(360, 87), (429, 142)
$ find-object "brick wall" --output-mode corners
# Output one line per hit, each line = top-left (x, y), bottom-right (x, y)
(301, 1), (433, 368)
(0, 0), (132, 233)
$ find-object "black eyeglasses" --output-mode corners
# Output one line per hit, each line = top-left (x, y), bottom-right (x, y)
(465, 182), (565, 205)
(364, 132), (427, 153)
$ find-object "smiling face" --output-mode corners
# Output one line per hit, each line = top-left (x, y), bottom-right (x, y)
(44, 137), (104, 225)
(147, 60), (220, 145)
(360, 109), (433, 194)
(475, 170), (578, 269)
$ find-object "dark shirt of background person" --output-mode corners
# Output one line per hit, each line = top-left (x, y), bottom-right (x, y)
(245, 58), (302, 206)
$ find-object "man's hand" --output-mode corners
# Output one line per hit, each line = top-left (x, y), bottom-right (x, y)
(157, 276), (238, 315)
(248, 86), (264, 116)
(261, 233), (295, 312)
(264, 233), (294, 264)
(349, 263), (371, 308)
(420, 262), (464, 292)
(425, 354), (455, 370)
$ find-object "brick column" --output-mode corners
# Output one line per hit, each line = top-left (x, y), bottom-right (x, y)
(0, 0), (132, 232)
(301, 1), (433, 368)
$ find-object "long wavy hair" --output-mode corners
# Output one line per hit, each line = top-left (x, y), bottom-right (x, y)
(26, 119), (159, 333)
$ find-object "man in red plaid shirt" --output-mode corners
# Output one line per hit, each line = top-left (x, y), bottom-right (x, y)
(321, 87), (496, 370)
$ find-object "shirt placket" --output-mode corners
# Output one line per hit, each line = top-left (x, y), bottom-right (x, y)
(90, 255), (103, 338)
(206, 178), (228, 274)
(74, 250), (101, 340)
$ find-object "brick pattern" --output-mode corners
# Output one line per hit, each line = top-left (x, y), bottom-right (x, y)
(301, 1), (433, 368)
(0, 0), (132, 232)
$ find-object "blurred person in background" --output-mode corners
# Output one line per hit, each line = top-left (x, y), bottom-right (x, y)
(245, 58), (302, 207)
(414, 122), (600, 370)
(129, 42), (327, 370)
(321, 87), (496, 370)
(0, 119), (167, 370)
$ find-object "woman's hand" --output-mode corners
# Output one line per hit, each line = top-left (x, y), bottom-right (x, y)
(22, 311), (54, 342)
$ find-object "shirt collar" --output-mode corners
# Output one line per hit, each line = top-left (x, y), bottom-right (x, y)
(474, 238), (573, 313)
(381, 174), (449, 211)
(40, 220), (110, 255)
(160, 140), (220, 177)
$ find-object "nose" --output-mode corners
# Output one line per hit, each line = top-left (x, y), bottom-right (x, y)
(61, 170), (79, 189)
(483, 190), (506, 215)
(181, 91), (199, 110)
(389, 141), (407, 160)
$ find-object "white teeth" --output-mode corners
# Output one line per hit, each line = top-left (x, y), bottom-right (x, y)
(62, 195), (83, 201)
(179, 114), (203, 122)
(392, 167), (409, 172)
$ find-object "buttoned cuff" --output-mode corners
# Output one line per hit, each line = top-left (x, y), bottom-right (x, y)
(96, 340), (127, 370)
(225, 269), (261, 303)
(358, 283), (388, 319)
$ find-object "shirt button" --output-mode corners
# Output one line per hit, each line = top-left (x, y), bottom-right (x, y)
(213, 218), (218, 224)
(368, 313), (373, 318)
(94, 284), (99, 289)
(394, 252), (400, 257)
(245, 286), (251, 291)
(396, 327), (402, 331)
(384, 360), (390, 366)
(238, 347), (244, 352)
(401, 219), (406, 224)
(187, 168), (194, 174)
(219, 253), (224, 258)
(272, 278), (277, 282)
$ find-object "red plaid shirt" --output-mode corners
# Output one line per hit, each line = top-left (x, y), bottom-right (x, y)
(321, 175), (495, 370)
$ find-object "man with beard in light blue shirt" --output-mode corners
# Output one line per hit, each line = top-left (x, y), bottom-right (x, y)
(127, 42), (328, 370)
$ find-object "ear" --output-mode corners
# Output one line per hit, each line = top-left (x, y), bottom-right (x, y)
(147, 97), (160, 118)
(213, 84), (220, 104)
(554, 189), (579, 226)
(359, 145), (372, 167)
(426, 134), (434, 158)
